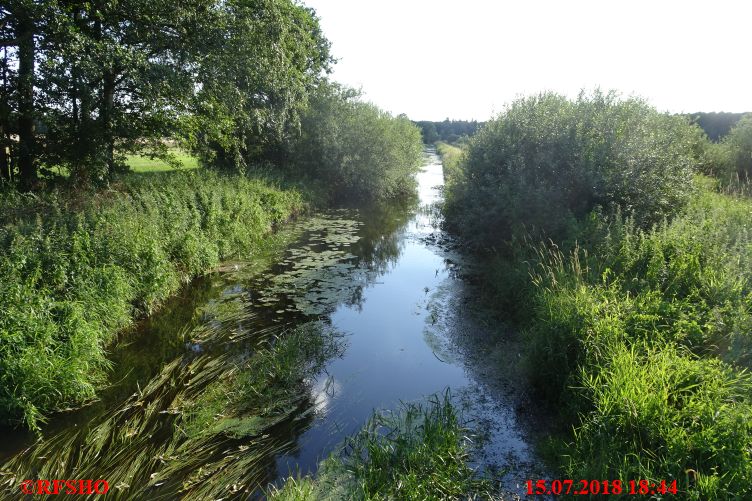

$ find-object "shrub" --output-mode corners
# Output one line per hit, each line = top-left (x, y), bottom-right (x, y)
(723, 114), (752, 183)
(284, 83), (424, 203)
(446, 91), (703, 249)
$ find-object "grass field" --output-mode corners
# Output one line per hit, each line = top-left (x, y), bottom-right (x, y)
(126, 148), (199, 172)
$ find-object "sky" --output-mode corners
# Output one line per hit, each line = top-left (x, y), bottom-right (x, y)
(304, 0), (752, 121)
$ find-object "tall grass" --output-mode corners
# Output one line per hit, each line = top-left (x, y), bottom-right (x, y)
(499, 178), (752, 499)
(0, 170), (304, 429)
(269, 392), (492, 500)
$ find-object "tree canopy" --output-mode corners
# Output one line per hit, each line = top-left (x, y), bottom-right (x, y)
(0, 0), (331, 188)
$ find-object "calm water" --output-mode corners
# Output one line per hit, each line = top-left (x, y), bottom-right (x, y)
(1, 150), (546, 499)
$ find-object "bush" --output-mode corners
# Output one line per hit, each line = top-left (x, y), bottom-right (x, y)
(0, 171), (303, 429)
(284, 83), (424, 203)
(435, 141), (464, 185)
(446, 91), (703, 249)
(715, 114), (752, 184)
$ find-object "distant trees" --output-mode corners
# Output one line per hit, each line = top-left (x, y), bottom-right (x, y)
(415, 119), (482, 144)
(726, 115), (752, 181)
(690, 112), (748, 142)
(0, 0), (331, 188)
(704, 114), (752, 183)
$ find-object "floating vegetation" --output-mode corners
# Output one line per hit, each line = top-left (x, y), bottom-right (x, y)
(1, 303), (345, 500)
(246, 212), (373, 316)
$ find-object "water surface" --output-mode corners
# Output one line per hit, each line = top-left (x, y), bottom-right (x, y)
(1, 150), (546, 499)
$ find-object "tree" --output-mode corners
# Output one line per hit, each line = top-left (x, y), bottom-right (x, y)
(188, 0), (332, 171)
(1, 1), (43, 188)
(37, 0), (213, 180)
(725, 114), (752, 181)
(0, 0), (330, 186)
(284, 82), (424, 202)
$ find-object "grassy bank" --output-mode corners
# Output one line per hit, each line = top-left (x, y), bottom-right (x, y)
(0, 170), (304, 429)
(442, 93), (752, 499)
(521, 180), (752, 498)
(269, 393), (492, 501)
(435, 141), (464, 185)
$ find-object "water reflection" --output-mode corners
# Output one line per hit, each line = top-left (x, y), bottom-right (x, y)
(0, 159), (423, 499)
(1, 150), (545, 499)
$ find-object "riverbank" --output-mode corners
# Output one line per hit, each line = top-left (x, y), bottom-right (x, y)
(488, 178), (752, 499)
(0, 170), (305, 430)
(438, 94), (752, 499)
(3, 149), (547, 499)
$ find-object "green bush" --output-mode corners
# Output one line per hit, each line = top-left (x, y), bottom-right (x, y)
(284, 83), (424, 203)
(707, 114), (752, 186)
(726, 115), (752, 181)
(445, 91), (703, 249)
(0, 171), (303, 429)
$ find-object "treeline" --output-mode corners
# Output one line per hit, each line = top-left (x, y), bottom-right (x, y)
(689, 111), (749, 141)
(413, 112), (749, 147)
(414, 119), (482, 144)
(444, 91), (752, 498)
(0, 1), (424, 200)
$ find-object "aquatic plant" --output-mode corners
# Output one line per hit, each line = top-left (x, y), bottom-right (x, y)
(0, 315), (344, 500)
(269, 392), (493, 500)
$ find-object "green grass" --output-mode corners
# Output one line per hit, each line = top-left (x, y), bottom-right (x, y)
(125, 147), (199, 172)
(435, 141), (464, 185)
(0, 170), (304, 429)
(269, 392), (493, 500)
(474, 177), (752, 499)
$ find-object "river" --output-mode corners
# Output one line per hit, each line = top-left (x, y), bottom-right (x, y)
(1, 149), (546, 499)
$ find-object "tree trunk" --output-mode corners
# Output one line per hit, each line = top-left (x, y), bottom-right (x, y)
(71, 10), (80, 127)
(17, 14), (36, 189)
(0, 123), (9, 181)
(101, 71), (116, 174)
(0, 47), (10, 181)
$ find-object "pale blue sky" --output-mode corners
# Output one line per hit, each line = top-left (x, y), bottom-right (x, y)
(304, 0), (752, 120)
